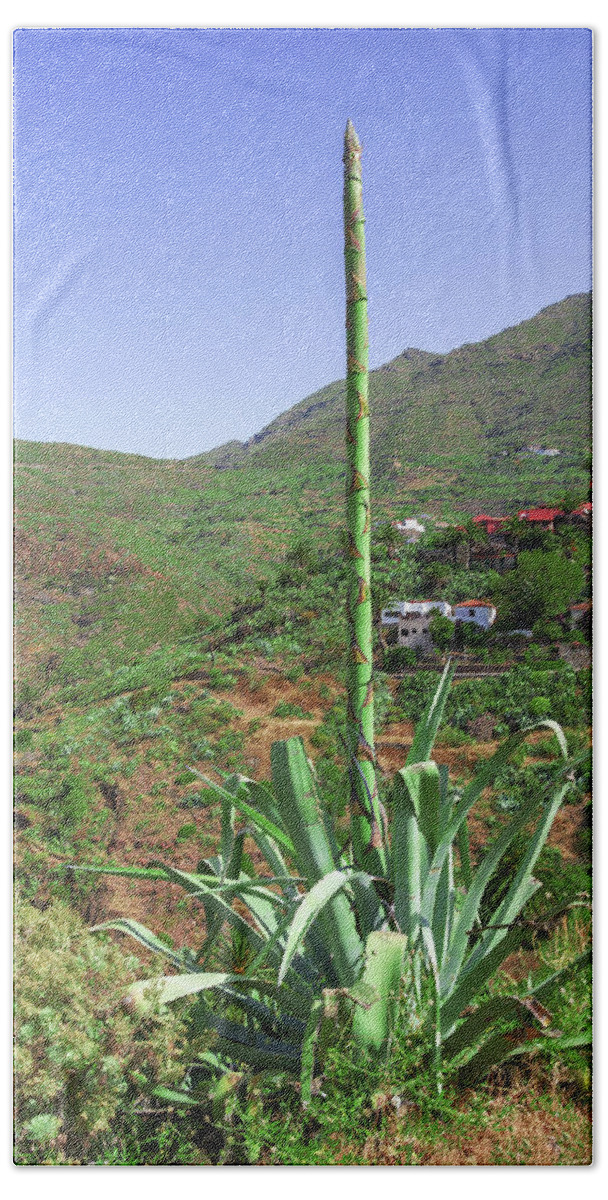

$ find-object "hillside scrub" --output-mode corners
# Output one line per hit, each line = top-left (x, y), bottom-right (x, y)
(14, 899), (189, 1164)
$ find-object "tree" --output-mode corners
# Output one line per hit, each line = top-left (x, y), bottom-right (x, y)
(494, 550), (585, 629)
(429, 612), (454, 654)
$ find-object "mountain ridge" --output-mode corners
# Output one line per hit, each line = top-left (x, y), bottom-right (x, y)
(186, 292), (590, 481)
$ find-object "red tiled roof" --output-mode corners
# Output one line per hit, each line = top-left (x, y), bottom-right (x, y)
(454, 599), (495, 609)
(570, 601), (592, 612)
(571, 503), (592, 516)
(517, 507), (564, 522)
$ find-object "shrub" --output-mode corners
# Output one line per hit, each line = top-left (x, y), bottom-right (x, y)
(207, 668), (237, 690)
(14, 899), (187, 1164)
(383, 645), (417, 671)
(271, 701), (315, 720)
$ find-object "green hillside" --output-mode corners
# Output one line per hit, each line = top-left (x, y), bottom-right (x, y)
(14, 292), (591, 713)
(13, 294), (592, 1165)
(196, 291), (591, 513)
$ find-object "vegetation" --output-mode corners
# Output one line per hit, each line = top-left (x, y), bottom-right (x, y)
(13, 150), (591, 1162)
(14, 899), (189, 1164)
(493, 549), (585, 629)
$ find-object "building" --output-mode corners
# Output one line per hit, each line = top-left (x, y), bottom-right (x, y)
(556, 502), (592, 531)
(380, 600), (452, 652)
(472, 514), (509, 538)
(394, 517), (425, 543)
(452, 599), (497, 630)
(517, 507), (564, 532)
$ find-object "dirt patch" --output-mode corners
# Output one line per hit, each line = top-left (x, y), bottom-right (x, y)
(548, 800), (591, 863)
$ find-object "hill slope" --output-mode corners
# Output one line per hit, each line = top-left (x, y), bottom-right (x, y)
(193, 292), (591, 509)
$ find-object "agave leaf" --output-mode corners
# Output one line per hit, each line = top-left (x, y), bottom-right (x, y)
(149, 861), (211, 897)
(406, 659), (455, 765)
(422, 729), (570, 936)
(456, 818), (473, 891)
(442, 994), (558, 1062)
(244, 826), (302, 903)
(270, 738), (336, 880)
(403, 762), (441, 856)
(439, 793), (555, 999)
(65, 864), (172, 882)
(237, 880), (283, 939)
(196, 1009), (302, 1071)
(352, 931), (408, 1056)
(220, 792), (236, 879)
(277, 869), (368, 986)
(474, 783), (571, 957)
(350, 875), (387, 941)
(189, 766), (295, 855)
(299, 997), (324, 1107)
(457, 1029), (533, 1087)
(526, 949), (592, 1004)
(513, 1031), (592, 1053)
(455, 1011), (582, 1087)
(391, 769), (421, 940)
(432, 846), (455, 972)
(152, 1086), (201, 1107)
(272, 739), (365, 987)
(90, 918), (188, 970)
(129, 970), (312, 1025)
(459, 782), (571, 988)
(219, 987), (306, 1040)
(439, 923), (535, 1037)
(191, 879), (275, 961)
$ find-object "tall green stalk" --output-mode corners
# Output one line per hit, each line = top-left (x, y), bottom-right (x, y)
(343, 120), (385, 875)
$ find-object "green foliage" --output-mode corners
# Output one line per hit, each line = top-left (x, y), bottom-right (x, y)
(383, 645), (417, 671)
(82, 666), (586, 1107)
(14, 899), (187, 1164)
(396, 661), (589, 733)
(494, 549), (585, 628)
(271, 701), (315, 720)
(429, 612), (454, 653)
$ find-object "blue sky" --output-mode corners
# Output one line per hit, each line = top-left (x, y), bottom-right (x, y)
(13, 27), (592, 459)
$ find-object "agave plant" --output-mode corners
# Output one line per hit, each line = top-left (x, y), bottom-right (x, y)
(80, 660), (587, 1102)
(77, 123), (589, 1104)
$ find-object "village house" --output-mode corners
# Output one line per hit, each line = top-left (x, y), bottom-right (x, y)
(380, 600), (452, 652)
(472, 514), (509, 538)
(452, 599), (497, 629)
(393, 517), (425, 543)
(517, 506), (564, 531)
(555, 502), (592, 531)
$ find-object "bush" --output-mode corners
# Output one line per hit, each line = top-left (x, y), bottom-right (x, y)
(14, 899), (187, 1164)
(271, 701), (314, 719)
(383, 645), (417, 671)
(207, 668), (237, 690)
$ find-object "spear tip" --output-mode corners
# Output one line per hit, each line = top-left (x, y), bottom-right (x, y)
(344, 119), (361, 152)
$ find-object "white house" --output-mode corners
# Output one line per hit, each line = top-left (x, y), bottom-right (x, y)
(452, 599), (497, 630)
(394, 518), (425, 543)
(381, 600), (452, 651)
